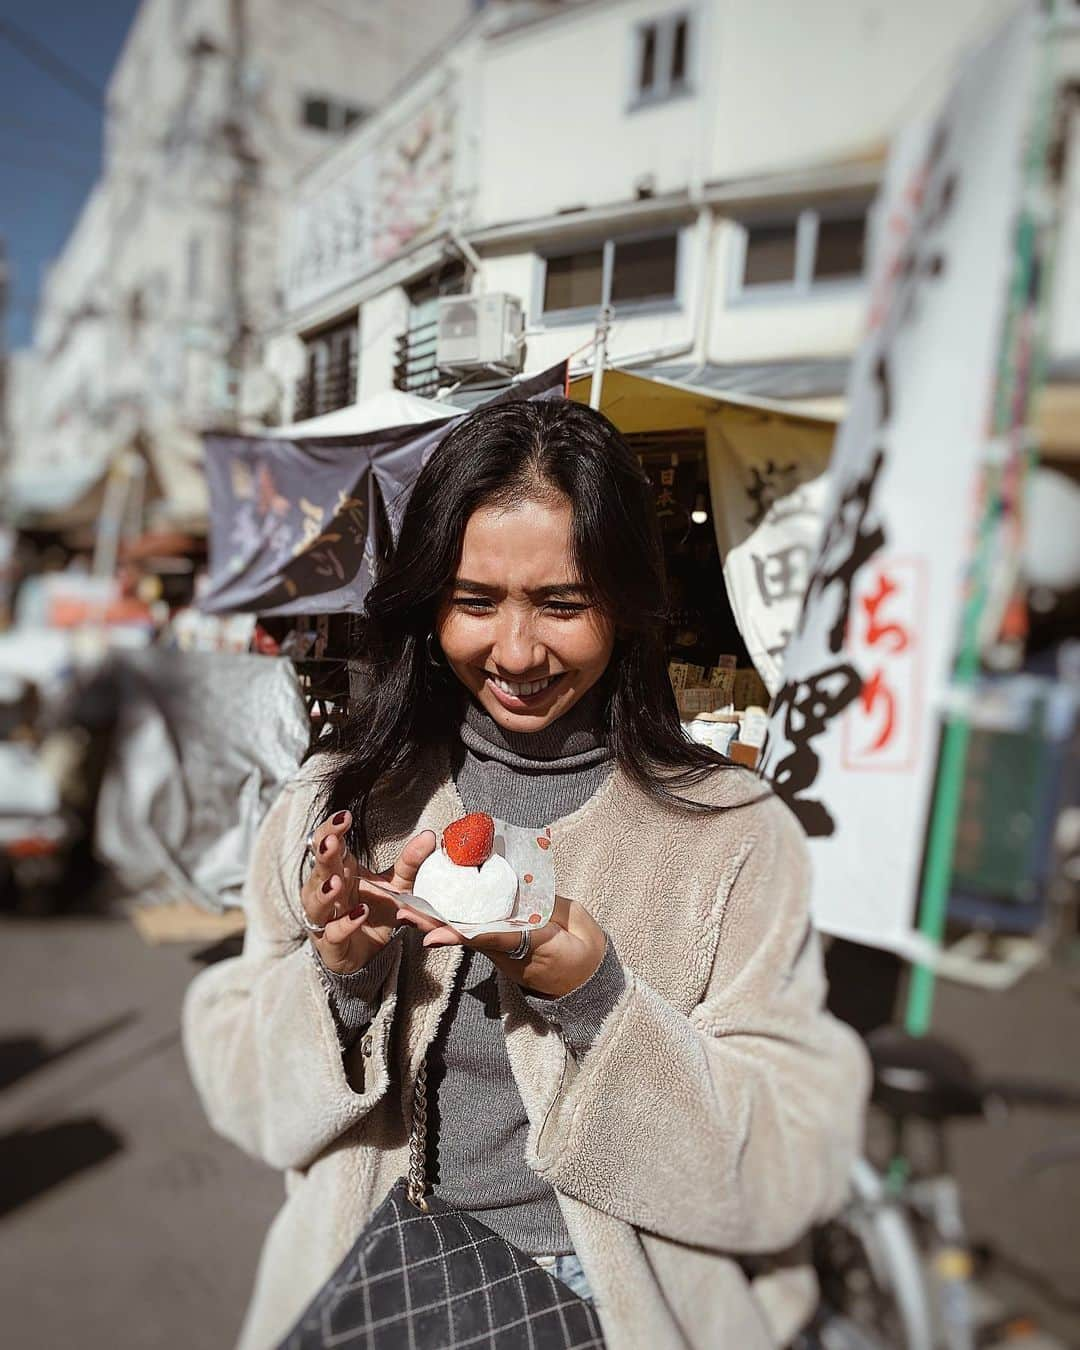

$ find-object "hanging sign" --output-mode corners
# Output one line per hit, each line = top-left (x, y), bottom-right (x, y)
(758, 10), (1037, 954)
(705, 408), (834, 694)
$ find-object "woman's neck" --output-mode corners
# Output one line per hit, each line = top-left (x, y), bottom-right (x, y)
(458, 688), (610, 772)
(453, 689), (613, 828)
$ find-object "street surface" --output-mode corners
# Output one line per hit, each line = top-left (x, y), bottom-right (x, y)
(1, 909), (1078, 1349)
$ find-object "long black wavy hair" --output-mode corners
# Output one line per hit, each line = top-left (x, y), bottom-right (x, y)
(312, 396), (740, 863)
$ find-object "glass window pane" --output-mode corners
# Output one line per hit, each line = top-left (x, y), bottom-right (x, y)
(543, 250), (604, 312)
(639, 26), (657, 94)
(671, 17), (688, 85)
(303, 97), (330, 130)
(611, 235), (678, 304)
(742, 223), (797, 287)
(814, 215), (866, 280)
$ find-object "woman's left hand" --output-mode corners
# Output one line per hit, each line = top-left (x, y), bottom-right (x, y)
(395, 895), (607, 998)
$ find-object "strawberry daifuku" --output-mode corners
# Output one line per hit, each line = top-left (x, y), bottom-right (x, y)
(443, 812), (495, 866)
(412, 812), (518, 924)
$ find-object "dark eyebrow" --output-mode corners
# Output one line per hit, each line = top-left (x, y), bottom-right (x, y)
(450, 579), (589, 600)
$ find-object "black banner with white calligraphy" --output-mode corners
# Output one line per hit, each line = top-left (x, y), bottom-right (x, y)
(200, 364), (567, 617)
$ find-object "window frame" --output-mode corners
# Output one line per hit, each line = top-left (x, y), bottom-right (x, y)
(728, 204), (869, 305)
(629, 8), (696, 111)
(535, 227), (686, 327)
(297, 313), (360, 418)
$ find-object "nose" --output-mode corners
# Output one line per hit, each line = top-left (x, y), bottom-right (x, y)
(491, 606), (545, 676)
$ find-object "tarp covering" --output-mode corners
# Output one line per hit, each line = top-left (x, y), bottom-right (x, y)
(94, 650), (309, 911)
(200, 363), (567, 616)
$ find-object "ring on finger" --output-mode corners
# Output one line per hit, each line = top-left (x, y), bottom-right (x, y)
(301, 909), (327, 938)
(306, 830), (318, 859)
(506, 930), (531, 961)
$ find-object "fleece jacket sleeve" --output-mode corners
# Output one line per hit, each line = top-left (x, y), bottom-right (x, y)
(529, 794), (871, 1255)
(181, 770), (401, 1173)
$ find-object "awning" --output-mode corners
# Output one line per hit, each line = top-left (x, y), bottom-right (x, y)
(567, 367), (839, 431)
(272, 389), (466, 437)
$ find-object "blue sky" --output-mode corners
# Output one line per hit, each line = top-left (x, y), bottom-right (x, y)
(1, 0), (140, 350)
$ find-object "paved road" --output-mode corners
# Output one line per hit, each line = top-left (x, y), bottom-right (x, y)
(1, 909), (1078, 1349)
(0, 913), (280, 1350)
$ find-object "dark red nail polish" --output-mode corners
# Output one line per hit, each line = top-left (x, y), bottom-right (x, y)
(321, 878), (334, 894)
(349, 904), (368, 921)
(332, 812), (346, 825)
(319, 837), (328, 854)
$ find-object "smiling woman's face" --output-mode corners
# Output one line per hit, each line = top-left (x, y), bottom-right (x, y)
(435, 495), (615, 734)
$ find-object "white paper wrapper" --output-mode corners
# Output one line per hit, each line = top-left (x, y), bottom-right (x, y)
(392, 818), (555, 938)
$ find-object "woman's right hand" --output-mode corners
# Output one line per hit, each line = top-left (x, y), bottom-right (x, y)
(302, 811), (436, 975)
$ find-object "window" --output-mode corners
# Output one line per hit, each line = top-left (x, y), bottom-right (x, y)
(633, 11), (693, 105)
(813, 215), (866, 281)
(733, 207), (868, 300)
(302, 97), (331, 131)
(301, 95), (370, 134)
(540, 232), (681, 320)
(611, 235), (679, 304)
(543, 249), (604, 312)
(743, 223), (798, 287)
(394, 262), (467, 395)
(294, 316), (358, 420)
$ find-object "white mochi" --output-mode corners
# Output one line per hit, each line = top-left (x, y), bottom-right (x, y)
(412, 849), (518, 924)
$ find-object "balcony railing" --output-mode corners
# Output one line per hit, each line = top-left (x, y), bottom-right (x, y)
(393, 317), (440, 397)
(293, 359), (357, 422)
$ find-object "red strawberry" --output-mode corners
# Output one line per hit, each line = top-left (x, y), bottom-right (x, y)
(443, 812), (495, 867)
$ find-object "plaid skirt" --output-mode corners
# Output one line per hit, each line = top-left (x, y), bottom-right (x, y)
(279, 1179), (606, 1349)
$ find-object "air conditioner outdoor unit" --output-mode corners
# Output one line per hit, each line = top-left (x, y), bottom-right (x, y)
(436, 293), (524, 374)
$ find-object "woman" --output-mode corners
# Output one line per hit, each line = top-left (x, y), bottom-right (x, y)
(183, 398), (868, 1350)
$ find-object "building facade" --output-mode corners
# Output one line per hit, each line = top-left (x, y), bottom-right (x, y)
(268, 0), (1043, 427)
(8, 0), (474, 531)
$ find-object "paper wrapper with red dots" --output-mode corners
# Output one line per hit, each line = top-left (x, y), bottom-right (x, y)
(396, 819), (555, 938)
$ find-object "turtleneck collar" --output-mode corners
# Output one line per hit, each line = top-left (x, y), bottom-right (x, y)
(457, 686), (612, 774)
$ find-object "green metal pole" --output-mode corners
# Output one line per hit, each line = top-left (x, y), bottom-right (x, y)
(904, 12), (1056, 1037)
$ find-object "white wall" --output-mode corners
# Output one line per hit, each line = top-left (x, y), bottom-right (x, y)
(708, 0), (1010, 181)
(477, 0), (703, 226)
(357, 288), (410, 402)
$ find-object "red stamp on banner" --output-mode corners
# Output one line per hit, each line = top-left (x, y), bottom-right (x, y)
(842, 557), (926, 772)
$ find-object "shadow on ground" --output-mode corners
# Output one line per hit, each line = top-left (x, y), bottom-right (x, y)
(0, 1117), (125, 1217)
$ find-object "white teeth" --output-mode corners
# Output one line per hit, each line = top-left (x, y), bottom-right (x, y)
(492, 675), (557, 697)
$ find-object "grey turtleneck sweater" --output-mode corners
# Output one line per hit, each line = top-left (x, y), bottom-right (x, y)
(314, 691), (626, 1254)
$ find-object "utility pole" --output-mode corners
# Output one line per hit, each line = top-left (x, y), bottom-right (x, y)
(0, 238), (8, 480)
(225, 0), (252, 429)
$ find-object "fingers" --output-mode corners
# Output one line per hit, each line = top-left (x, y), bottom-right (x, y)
(302, 810), (354, 929)
(320, 900), (370, 949)
(392, 902), (465, 949)
(384, 830), (437, 894)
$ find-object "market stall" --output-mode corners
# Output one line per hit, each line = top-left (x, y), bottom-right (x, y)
(567, 367), (838, 755)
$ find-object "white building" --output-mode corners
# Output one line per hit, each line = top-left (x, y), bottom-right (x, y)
(269, 0), (1053, 427)
(8, 0), (474, 534)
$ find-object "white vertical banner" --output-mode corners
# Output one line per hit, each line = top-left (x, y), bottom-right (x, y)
(759, 9), (1036, 954)
(705, 410), (833, 695)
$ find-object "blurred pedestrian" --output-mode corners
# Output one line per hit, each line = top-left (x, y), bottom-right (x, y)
(184, 399), (868, 1350)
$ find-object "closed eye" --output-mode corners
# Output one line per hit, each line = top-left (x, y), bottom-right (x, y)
(451, 596), (496, 613)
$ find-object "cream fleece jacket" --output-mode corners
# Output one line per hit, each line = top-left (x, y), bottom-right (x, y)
(182, 750), (870, 1349)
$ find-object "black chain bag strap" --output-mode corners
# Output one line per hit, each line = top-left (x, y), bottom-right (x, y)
(279, 1055), (605, 1349)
